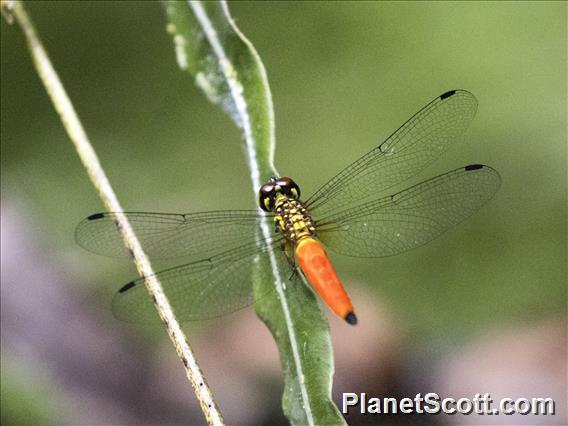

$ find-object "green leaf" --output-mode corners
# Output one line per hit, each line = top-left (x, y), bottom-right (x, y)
(163, 1), (345, 424)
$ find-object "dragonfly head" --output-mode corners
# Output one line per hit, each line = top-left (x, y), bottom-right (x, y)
(258, 176), (301, 212)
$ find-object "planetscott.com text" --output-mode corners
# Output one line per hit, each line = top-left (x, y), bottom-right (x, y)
(342, 392), (556, 416)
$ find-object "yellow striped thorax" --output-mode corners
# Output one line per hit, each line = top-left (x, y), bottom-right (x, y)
(273, 194), (316, 243)
(257, 176), (316, 243)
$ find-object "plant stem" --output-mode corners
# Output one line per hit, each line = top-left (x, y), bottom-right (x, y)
(5, 2), (224, 424)
(188, 2), (315, 423)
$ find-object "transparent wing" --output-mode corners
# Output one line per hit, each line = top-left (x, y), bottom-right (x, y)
(75, 210), (268, 260)
(111, 237), (289, 323)
(306, 90), (478, 214)
(316, 165), (501, 257)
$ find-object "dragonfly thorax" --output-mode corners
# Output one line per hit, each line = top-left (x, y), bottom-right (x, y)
(274, 196), (316, 243)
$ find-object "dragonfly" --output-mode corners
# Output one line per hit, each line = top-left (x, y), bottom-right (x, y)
(76, 90), (500, 325)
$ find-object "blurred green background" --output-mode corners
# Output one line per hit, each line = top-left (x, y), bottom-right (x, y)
(1, 1), (566, 425)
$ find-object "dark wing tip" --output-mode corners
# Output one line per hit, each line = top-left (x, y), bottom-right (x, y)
(118, 281), (136, 293)
(344, 312), (358, 325)
(87, 213), (105, 221)
(440, 90), (457, 100)
(464, 164), (484, 171)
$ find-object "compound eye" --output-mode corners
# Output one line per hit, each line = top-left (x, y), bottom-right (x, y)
(276, 177), (301, 200)
(258, 182), (276, 212)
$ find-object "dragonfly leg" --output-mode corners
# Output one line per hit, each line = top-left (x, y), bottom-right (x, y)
(280, 239), (295, 264)
(288, 265), (300, 282)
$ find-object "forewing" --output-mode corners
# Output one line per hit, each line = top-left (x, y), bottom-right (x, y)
(75, 210), (267, 260)
(317, 165), (501, 257)
(306, 90), (478, 213)
(111, 238), (287, 323)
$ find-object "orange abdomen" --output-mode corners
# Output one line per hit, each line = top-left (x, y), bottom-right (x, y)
(295, 237), (357, 325)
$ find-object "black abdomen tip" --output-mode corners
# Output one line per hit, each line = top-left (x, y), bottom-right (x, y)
(87, 213), (105, 221)
(344, 312), (358, 325)
(440, 90), (457, 100)
(118, 282), (136, 293)
(465, 164), (483, 171)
